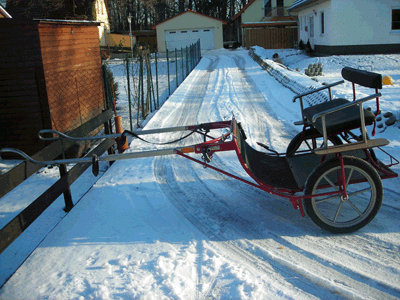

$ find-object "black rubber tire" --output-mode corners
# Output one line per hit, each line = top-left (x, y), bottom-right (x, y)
(286, 129), (343, 156)
(304, 156), (383, 233)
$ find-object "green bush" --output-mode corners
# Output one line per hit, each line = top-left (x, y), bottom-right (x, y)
(104, 65), (119, 105)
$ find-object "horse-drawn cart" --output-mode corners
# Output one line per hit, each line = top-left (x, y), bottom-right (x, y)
(1, 67), (398, 233)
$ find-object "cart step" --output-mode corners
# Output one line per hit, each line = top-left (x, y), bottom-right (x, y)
(314, 138), (390, 155)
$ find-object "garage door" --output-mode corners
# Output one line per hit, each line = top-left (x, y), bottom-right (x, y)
(165, 28), (215, 51)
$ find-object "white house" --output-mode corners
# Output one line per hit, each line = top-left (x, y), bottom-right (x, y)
(231, 0), (297, 48)
(289, 0), (400, 54)
(153, 9), (227, 53)
(94, 0), (110, 47)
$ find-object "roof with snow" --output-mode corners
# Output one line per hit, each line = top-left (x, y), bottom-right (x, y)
(289, 0), (323, 12)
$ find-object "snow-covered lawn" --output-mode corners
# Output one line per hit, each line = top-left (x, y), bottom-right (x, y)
(1, 48), (399, 299)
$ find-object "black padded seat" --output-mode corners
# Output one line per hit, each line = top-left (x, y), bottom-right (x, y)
(235, 130), (300, 190)
(302, 98), (376, 135)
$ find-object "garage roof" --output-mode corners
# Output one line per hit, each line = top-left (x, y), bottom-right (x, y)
(152, 9), (227, 29)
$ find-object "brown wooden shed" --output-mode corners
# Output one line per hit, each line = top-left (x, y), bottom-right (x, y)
(0, 19), (105, 156)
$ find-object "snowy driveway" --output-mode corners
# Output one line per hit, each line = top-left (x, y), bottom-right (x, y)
(1, 50), (400, 299)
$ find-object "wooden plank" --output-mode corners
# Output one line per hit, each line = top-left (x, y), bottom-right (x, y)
(42, 59), (101, 73)
(0, 78), (37, 87)
(0, 83), (40, 93)
(0, 108), (114, 198)
(44, 61), (100, 73)
(41, 49), (100, 64)
(39, 40), (99, 52)
(41, 48), (99, 64)
(38, 26), (98, 35)
(39, 32), (98, 42)
(0, 67), (37, 77)
(0, 137), (115, 255)
(0, 88), (39, 98)
(0, 54), (42, 64)
(0, 61), (46, 69)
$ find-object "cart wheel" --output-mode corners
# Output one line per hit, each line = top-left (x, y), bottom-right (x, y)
(286, 129), (342, 156)
(304, 156), (383, 233)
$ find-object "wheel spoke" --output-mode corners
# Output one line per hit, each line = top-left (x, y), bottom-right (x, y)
(333, 201), (344, 223)
(315, 194), (341, 204)
(346, 168), (354, 186)
(347, 187), (372, 197)
(347, 199), (363, 216)
(323, 175), (340, 191)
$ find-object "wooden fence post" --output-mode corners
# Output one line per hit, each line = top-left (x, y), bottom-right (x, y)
(59, 164), (74, 212)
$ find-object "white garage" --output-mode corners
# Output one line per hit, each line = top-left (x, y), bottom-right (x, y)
(153, 9), (226, 53)
(165, 28), (215, 51)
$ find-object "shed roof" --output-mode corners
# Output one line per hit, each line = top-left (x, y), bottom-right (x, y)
(152, 9), (227, 29)
(34, 19), (101, 26)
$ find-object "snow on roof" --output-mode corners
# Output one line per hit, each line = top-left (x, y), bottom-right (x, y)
(33, 19), (101, 26)
(288, 0), (316, 12)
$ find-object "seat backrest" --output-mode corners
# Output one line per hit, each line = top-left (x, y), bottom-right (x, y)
(341, 67), (382, 89)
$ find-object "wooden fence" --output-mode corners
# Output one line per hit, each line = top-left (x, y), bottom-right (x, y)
(244, 26), (298, 49)
(0, 108), (115, 255)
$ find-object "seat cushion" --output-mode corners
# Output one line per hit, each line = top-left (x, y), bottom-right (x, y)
(303, 98), (376, 135)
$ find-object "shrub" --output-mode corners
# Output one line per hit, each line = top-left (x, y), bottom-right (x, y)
(298, 40), (304, 50)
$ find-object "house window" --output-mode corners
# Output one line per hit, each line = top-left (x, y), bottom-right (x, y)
(309, 15), (314, 37)
(393, 8), (400, 30)
(320, 11), (325, 34)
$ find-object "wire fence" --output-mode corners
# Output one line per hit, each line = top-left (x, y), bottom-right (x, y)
(46, 66), (105, 134)
(102, 39), (201, 131)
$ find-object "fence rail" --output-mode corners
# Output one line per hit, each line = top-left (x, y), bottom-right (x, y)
(0, 108), (115, 255)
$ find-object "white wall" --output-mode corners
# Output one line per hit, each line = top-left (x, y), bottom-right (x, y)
(242, 0), (264, 23)
(297, 1), (331, 48)
(155, 11), (224, 52)
(297, 0), (400, 48)
(96, 0), (110, 47)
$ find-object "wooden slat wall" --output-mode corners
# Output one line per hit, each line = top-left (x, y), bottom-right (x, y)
(244, 27), (298, 50)
(0, 20), (105, 157)
(39, 23), (105, 135)
(0, 20), (50, 155)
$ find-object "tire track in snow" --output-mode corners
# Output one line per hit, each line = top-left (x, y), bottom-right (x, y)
(152, 52), (332, 298)
(153, 55), (220, 300)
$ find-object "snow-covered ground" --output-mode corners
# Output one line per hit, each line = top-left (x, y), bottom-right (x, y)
(1, 48), (400, 299)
